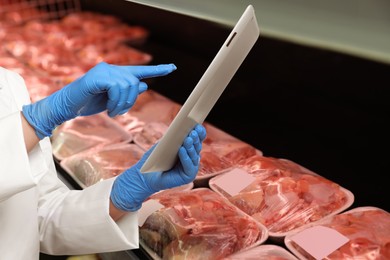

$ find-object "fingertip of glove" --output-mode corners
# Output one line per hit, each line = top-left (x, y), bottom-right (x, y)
(139, 83), (148, 93)
(158, 64), (177, 74)
(184, 136), (194, 148)
(195, 124), (207, 139)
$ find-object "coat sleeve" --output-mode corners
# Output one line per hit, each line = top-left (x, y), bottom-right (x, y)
(0, 67), (36, 201)
(1, 67), (140, 255)
(37, 164), (140, 255)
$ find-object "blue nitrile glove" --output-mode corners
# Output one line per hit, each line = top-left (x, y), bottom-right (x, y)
(110, 124), (207, 212)
(22, 62), (177, 139)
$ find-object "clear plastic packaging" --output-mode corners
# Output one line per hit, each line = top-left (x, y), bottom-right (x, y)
(51, 113), (133, 161)
(139, 188), (268, 260)
(224, 244), (298, 260)
(209, 155), (354, 241)
(133, 121), (169, 151)
(285, 206), (390, 260)
(1, 6), (153, 100)
(60, 143), (144, 188)
(125, 90), (181, 125)
(194, 122), (261, 187)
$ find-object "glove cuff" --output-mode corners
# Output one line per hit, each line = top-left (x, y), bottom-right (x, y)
(110, 173), (154, 212)
(22, 104), (53, 139)
(111, 191), (142, 212)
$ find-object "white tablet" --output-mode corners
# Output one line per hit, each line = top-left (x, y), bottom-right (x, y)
(140, 5), (260, 173)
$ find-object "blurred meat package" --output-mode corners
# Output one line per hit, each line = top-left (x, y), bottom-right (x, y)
(51, 113), (133, 161)
(133, 121), (169, 151)
(112, 112), (145, 132)
(285, 206), (390, 260)
(139, 188), (268, 260)
(0, 54), (62, 102)
(209, 155), (354, 241)
(224, 244), (298, 260)
(1, 7), (153, 106)
(194, 123), (261, 186)
(126, 90), (181, 125)
(60, 143), (144, 188)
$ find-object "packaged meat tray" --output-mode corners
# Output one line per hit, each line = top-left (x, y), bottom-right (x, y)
(132, 121), (169, 151)
(209, 155), (354, 242)
(112, 112), (145, 132)
(194, 122), (262, 187)
(139, 188), (269, 260)
(224, 244), (299, 260)
(60, 143), (144, 188)
(0, 54), (62, 102)
(2, 7), (152, 87)
(284, 206), (390, 260)
(122, 89), (181, 125)
(51, 113), (133, 161)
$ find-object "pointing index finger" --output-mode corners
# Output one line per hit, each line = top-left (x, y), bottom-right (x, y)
(126, 64), (177, 79)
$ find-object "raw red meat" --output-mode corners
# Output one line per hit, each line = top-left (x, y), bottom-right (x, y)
(225, 244), (298, 260)
(285, 207), (390, 260)
(51, 113), (132, 160)
(133, 122), (169, 151)
(210, 155), (353, 236)
(197, 123), (259, 177)
(140, 188), (267, 260)
(61, 143), (144, 187)
(127, 90), (181, 125)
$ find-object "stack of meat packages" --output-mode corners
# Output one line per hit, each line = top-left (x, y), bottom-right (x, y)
(0, 3), (151, 102)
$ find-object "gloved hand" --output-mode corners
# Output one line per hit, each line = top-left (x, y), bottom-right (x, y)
(22, 62), (177, 139)
(110, 124), (207, 212)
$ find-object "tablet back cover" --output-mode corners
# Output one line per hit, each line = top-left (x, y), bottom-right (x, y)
(141, 5), (260, 173)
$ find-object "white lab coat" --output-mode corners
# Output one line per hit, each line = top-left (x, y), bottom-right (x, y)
(0, 67), (139, 259)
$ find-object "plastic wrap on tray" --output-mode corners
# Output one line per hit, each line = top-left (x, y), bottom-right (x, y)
(209, 155), (354, 240)
(4, 38), (86, 78)
(51, 113), (133, 161)
(2, 10), (152, 79)
(59, 11), (150, 48)
(0, 52), (64, 102)
(60, 143), (144, 188)
(76, 44), (152, 69)
(194, 123), (261, 186)
(133, 121), (169, 151)
(284, 206), (390, 260)
(125, 90), (181, 125)
(224, 244), (298, 260)
(139, 188), (268, 260)
(112, 112), (145, 132)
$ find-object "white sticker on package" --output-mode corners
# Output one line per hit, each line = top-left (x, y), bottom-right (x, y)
(214, 168), (256, 196)
(290, 226), (349, 260)
(138, 199), (164, 227)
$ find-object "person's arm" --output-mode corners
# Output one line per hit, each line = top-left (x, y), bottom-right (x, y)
(23, 110), (127, 221)
(21, 112), (40, 152)
(109, 200), (127, 221)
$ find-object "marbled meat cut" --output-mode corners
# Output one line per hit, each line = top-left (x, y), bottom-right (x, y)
(66, 143), (144, 187)
(140, 188), (265, 260)
(197, 123), (258, 177)
(133, 121), (169, 151)
(212, 155), (351, 234)
(288, 207), (390, 259)
(51, 113), (131, 160)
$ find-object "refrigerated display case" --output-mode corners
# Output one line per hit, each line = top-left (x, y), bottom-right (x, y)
(2, 0), (389, 259)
